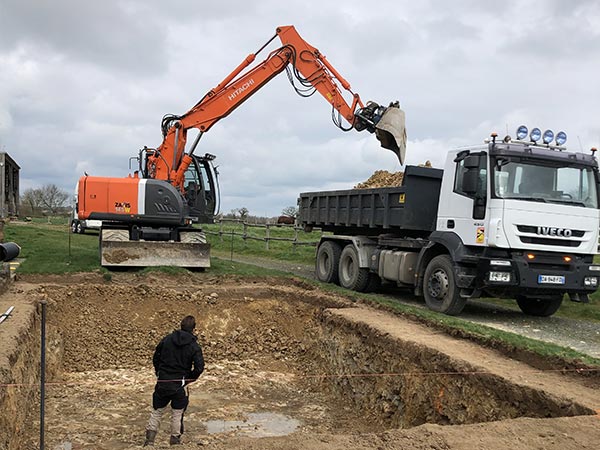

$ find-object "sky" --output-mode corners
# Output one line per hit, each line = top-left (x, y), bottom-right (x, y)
(1, 0), (599, 217)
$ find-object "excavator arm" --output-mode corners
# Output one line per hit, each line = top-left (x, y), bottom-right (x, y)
(147, 25), (406, 192)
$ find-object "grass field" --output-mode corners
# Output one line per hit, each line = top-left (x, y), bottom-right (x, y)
(203, 221), (319, 265)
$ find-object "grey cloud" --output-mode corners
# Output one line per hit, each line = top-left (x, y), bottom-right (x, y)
(1, 0), (599, 216)
(0, 0), (168, 75)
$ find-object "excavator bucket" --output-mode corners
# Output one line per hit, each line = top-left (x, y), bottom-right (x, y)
(99, 229), (211, 268)
(375, 106), (407, 165)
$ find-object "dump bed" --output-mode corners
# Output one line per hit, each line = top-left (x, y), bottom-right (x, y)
(298, 165), (443, 236)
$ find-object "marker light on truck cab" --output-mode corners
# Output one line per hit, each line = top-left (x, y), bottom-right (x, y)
(516, 125), (528, 140)
(530, 127), (542, 142)
(515, 125), (568, 147)
(543, 129), (554, 144)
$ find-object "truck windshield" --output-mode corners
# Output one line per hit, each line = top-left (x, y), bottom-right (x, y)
(493, 158), (598, 208)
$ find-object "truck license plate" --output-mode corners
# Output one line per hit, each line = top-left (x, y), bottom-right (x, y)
(538, 275), (565, 285)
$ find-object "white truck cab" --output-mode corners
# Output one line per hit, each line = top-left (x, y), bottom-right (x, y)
(425, 129), (599, 314)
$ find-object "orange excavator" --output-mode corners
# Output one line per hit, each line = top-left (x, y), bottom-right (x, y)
(77, 25), (407, 267)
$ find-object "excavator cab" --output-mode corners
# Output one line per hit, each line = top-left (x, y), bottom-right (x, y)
(184, 153), (220, 223)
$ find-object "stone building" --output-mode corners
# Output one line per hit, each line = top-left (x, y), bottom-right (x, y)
(0, 153), (20, 218)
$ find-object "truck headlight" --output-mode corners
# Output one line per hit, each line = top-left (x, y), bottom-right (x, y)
(584, 276), (598, 287)
(589, 265), (600, 271)
(489, 272), (511, 282)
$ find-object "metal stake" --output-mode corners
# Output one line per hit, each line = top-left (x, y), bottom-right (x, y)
(40, 299), (47, 450)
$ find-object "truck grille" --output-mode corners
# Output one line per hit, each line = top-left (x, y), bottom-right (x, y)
(516, 225), (585, 237)
(515, 225), (586, 248)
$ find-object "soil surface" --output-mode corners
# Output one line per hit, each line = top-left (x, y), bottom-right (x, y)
(1, 272), (599, 449)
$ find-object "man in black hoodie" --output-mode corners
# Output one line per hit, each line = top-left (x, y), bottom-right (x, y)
(143, 315), (205, 446)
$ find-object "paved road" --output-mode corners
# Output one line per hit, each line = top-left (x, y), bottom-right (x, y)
(214, 252), (600, 359)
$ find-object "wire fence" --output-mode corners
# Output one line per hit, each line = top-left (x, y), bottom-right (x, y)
(205, 218), (321, 250)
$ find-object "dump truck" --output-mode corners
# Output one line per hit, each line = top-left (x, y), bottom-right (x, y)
(299, 128), (600, 316)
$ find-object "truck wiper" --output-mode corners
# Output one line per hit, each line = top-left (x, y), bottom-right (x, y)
(547, 199), (586, 207)
(503, 196), (547, 203)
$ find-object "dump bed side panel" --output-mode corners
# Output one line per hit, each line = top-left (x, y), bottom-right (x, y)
(298, 166), (443, 235)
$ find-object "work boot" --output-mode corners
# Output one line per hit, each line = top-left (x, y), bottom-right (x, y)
(143, 430), (157, 447)
(169, 434), (181, 445)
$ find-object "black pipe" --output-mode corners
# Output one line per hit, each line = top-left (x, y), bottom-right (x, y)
(0, 242), (20, 262)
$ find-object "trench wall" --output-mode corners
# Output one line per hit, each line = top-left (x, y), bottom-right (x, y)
(0, 302), (62, 450)
(316, 310), (593, 428)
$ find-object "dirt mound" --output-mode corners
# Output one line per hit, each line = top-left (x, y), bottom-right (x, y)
(355, 161), (432, 188)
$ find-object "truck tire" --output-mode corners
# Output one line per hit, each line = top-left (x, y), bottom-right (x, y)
(76, 222), (84, 234)
(316, 241), (342, 284)
(423, 254), (466, 315)
(70, 221), (78, 234)
(338, 244), (371, 292)
(515, 295), (563, 317)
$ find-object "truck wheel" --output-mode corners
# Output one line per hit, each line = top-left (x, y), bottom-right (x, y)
(339, 244), (371, 292)
(515, 295), (563, 317)
(70, 221), (78, 234)
(423, 255), (466, 315)
(316, 241), (342, 284)
(76, 222), (84, 234)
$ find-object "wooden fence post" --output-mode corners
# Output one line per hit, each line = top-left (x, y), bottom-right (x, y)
(293, 227), (299, 252)
(265, 224), (270, 250)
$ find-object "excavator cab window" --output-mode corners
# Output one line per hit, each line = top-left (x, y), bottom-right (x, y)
(183, 155), (218, 223)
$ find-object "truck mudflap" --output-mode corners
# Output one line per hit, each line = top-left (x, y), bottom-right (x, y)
(100, 229), (210, 268)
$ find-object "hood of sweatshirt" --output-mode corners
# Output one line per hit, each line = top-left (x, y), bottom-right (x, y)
(171, 329), (196, 347)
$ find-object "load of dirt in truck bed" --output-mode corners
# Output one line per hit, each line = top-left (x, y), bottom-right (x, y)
(355, 161), (432, 188)
(2, 272), (600, 450)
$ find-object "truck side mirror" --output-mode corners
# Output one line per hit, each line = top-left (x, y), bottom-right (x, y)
(463, 155), (481, 169)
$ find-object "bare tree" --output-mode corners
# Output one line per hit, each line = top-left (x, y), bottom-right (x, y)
(21, 184), (69, 216)
(281, 206), (299, 218)
(21, 188), (44, 216)
(237, 207), (249, 220)
(40, 184), (69, 214)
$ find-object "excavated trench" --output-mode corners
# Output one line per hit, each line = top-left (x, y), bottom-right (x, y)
(4, 275), (595, 449)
